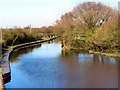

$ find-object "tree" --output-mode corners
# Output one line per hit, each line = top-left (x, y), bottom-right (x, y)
(52, 2), (119, 53)
(72, 2), (115, 29)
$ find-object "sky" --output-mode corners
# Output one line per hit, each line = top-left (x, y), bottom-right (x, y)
(0, 0), (119, 28)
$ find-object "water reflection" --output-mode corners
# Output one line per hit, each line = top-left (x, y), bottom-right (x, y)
(5, 42), (118, 88)
(10, 44), (42, 63)
(61, 50), (118, 64)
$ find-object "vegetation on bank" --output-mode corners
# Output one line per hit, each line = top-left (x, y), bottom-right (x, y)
(10, 37), (57, 49)
(89, 51), (120, 58)
(1, 2), (120, 58)
(2, 27), (55, 51)
(2, 28), (41, 48)
(51, 2), (120, 57)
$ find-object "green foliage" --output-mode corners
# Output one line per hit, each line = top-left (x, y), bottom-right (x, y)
(2, 29), (43, 48)
(52, 2), (119, 54)
(2, 2), (119, 56)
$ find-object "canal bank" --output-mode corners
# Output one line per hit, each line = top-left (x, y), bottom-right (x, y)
(0, 68), (5, 89)
(89, 51), (120, 58)
(0, 37), (57, 89)
(63, 47), (120, 58)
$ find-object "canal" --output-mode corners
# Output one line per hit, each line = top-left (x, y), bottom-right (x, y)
(5, 41), (118, 88)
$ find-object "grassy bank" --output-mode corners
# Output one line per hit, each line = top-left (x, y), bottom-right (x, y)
(62, 47), (120, 58)
(1, 36), (57, 64)
(89, 51), (120, 58)
(3, 37), (57, 51)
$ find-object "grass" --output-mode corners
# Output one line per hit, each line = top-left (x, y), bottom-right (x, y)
(3, 37), (57, 50)
(90, 51), (120, 58)
(64, 47), (120, 58)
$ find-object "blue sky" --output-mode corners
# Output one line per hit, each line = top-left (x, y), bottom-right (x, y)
(0, 0), (119, 28)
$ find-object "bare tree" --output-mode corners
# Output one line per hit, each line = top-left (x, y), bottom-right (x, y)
(72, 2), (115, 29)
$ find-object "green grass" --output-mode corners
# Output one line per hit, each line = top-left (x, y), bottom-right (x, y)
(3, 37), (57, 51)
(67, 47), (120, 58)
(80, 37), (86, 41)
(92, 52), (120, 58)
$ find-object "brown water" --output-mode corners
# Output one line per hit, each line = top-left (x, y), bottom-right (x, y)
(5, 42), (118, 88)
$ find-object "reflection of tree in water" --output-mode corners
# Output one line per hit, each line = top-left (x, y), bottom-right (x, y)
(61, 50), (73, 57)
(61, 49), (118, 65)
(10, 44), (42, 63)
(92, 54), (118, 64)
(60, 50), (81, 69)
(93, 55), (100, 64)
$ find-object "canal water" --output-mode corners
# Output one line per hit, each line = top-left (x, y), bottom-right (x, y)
(5, 42), (118, 88)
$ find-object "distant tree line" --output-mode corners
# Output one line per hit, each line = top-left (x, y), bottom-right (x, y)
(2, 26), (55, 48)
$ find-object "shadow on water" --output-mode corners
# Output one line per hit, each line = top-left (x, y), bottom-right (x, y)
(10, 44), (42, 63)
(5, 40), (119, 88)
